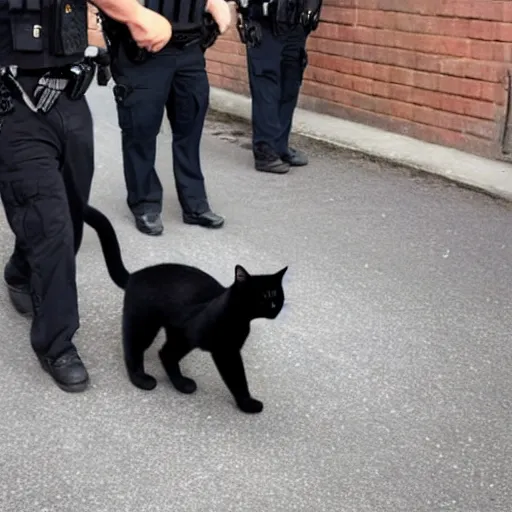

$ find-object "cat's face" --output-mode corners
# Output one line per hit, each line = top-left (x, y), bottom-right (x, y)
(234, 265), (287, 319)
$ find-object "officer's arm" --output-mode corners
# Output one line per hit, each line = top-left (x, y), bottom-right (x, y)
(205, 0), (232, 33)
(89, 0), (172, 52)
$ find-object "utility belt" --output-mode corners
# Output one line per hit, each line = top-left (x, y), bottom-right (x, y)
(0, 57), (95, 116)
(236, 0), (321, 46)
(169, 29), (204, 50)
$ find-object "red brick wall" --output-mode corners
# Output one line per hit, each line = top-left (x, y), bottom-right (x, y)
(206, 0), (512, 160)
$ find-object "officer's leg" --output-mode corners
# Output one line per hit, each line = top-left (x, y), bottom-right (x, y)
(61, 95), (95, 254)
(275, 27), (309, 166)
(0, 96), (88, 392)
(111, 49), (173, 235)
(3, 241), (32, 315)
(165, 46), (224, 228)
(246, 23), (290, 174)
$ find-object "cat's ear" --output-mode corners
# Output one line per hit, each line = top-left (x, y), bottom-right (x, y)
(235, 265), (250, 283)
(276, 266), (288, 280)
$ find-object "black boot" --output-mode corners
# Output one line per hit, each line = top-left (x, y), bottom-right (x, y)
(254, 143), (290, 174)
(4, 257), (33, 316)
(134, 212), (164, 236)
(38, 347), (89, 393)
(183, 209), (225, 228)
(281, 148), (308, 167)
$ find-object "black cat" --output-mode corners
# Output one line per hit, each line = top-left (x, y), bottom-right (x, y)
(83, 205), (287, 414)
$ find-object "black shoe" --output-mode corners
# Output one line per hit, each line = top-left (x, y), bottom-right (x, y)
(38, 348), (89, 393)
(4, 260), (33, 316)
(183, 210), (225, 228)
(255, 158), (290, 174)
(254, 143), (290, 174)
(281, 148), (308, 166)
(134, 212), (163, 236)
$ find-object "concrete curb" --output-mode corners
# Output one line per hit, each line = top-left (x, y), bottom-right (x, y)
(208, 87), (512, 203)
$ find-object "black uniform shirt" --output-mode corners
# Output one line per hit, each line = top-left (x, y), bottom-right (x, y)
(0, 0), (12, 67)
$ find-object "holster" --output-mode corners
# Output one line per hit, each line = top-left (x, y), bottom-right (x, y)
(235, 7), (263, 48)
(200, 13), (220, 52)
(84, 45), (112, 86)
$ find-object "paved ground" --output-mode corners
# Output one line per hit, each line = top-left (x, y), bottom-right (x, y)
(211, 88), (512, 202)
(0, 84), (511, 512)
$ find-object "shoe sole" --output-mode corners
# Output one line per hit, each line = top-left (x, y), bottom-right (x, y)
(135, 225), (163, 236)
(183, 217), (225, 228)
(54, 379), (89, 393)
(255, 162), (290, 174)
(286, 161), (308, 167)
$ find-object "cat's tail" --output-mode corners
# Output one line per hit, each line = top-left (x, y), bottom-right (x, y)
(83, 204), (130, 289)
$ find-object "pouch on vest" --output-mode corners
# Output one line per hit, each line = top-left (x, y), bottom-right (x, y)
(8, 0), (44, 52)
(49, 0), (88, 56)
(298, 0), (322, 32)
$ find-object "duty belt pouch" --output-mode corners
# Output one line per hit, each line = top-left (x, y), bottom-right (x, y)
(66, 61), (96, 100)
(49, 0), (88, 56)
(299, 0), (322, 32)
(8, 0), (43, 52)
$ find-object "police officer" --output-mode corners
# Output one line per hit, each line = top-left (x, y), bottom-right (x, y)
(103, 0), (232, 236)
(0, 0), (172, 392)
(235, 0), (322, 173)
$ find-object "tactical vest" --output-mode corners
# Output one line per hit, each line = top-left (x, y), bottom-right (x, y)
(6, 0), (88, 69)
(145, 0), (207, 34)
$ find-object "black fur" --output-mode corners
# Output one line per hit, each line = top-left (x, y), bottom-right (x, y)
(83, 205), (287, 413)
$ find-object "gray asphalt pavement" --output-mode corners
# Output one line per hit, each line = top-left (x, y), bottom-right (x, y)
(0, 83), (511, 512)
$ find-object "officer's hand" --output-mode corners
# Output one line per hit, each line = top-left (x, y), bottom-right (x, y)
(205, 0), (232, 34)
(127, 6), (172, 52)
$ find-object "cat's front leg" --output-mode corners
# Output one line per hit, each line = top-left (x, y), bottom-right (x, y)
(211, 350), (263, 414)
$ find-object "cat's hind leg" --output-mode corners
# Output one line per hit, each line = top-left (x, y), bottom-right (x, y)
(159, 332), (196, 394)
(123, 313), (160, 390)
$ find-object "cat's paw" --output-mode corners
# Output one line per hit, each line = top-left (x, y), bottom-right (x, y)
(171, 376), (197, 394)
(129, 372), (157, 391)
(237, 397), (263, 414)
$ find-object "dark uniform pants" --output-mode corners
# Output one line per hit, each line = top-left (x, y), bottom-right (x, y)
(246, 22), (308, 158)
(111, 43), (210, 217)
(0, 75), (94, 359)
